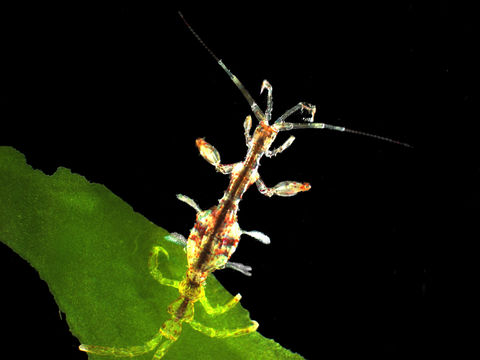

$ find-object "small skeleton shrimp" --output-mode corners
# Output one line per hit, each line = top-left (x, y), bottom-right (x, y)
(80, 12), (411, 360)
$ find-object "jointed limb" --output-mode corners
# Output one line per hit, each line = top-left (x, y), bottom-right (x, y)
(260, 80), (273, 122)
(256, 178), (311, 197)
(152, 339), (175, 360)
(244, 115), (252, 146)
(149, 246), (180, 288)
(200, 293), (242, 315)
(79, 332), (164, 357)
(241, 229), (270, 244)
(190, 320), (259, 338)
(225, 261), (253, 276)
(217, 60), (266, 122)
(277, 121), (346, 132)
(164, 232), (188, 247)
(266, 135), (295, 157)
(176, 194), (202, 213)
(274, 102), (316, 124)
(196, 138), (234, 174)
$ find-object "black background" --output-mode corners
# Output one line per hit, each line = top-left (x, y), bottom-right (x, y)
(1, 2), (477, 359)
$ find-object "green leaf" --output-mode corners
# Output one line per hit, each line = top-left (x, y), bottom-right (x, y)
(0, 146), (303, 360)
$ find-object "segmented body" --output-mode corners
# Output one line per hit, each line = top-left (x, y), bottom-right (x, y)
(79, 12), (410, 360)
(186, 123), (285, 283)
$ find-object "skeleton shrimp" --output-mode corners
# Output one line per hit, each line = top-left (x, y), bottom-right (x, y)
(79, 12), (411, 360)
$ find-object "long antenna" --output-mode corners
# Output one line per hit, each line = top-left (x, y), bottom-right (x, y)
(178, 11), (220, 63)
(285, 122), (412, 148)
(178, 11), (266, 122)
(341, 127), (412, 148)
(178, 12), (412, 148)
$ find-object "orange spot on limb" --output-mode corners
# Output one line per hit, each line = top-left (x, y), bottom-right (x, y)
(301, 182), (311, 192)
(195, 138), (207, 149)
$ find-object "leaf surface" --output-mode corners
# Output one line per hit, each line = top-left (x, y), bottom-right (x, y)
(0, 146), (303, 360)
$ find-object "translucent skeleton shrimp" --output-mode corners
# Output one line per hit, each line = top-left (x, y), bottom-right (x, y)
(79, 12), (411, 360)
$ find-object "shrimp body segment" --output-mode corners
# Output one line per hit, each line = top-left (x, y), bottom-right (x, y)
(79, 12), (410, 360)
(79, 64), (314, 360)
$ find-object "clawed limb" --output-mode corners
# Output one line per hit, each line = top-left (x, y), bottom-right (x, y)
(272, 102), (351, 135)
(256, 178), (311, 197)
(190, 319), (259, 339)
(266, 135), (295, 157)
(196, 138), (234, 174)
(274, 102), (317, 124)
(260, 80), (273, 122)
(149, 245), (180, 288)
(200, 293), (242, 315)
